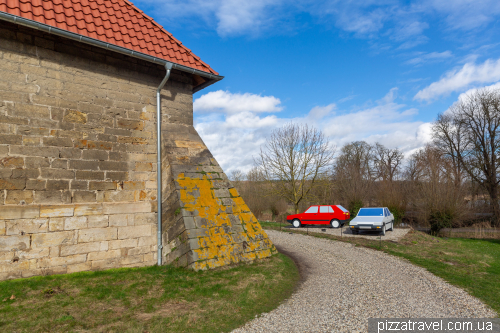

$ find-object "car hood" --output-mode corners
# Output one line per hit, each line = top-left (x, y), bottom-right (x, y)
(350, 216), (384, 225)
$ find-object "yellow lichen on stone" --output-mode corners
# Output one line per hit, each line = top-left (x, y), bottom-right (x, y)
(176, 174), (275, 268)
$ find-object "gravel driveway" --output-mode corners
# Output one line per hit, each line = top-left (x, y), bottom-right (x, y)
(289, 225), (410, 241)
(232, 230), (497, 333)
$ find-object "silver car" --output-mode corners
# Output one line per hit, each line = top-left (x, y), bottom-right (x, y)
(349, 207), (394, 235)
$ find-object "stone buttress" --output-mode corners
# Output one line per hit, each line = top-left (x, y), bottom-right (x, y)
(160, 124), (277, 269)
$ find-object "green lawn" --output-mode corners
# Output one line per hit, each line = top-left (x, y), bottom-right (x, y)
(0, 253), (299, 332)
(260, 221), (500, 316)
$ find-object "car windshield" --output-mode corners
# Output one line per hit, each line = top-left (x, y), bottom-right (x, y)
(336, 205), (348, 213)
(357, 208), (383, 216)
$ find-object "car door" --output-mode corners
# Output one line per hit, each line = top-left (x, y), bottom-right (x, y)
(302, 206), (319, 224)
(318, 206), (331, 224)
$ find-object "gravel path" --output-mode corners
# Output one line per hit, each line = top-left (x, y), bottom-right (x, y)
(233, 230), (497, 333)
(288, 225), (410, 241)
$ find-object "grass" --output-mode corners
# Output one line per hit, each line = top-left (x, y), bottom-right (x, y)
(0, 253), (299, 332)
(260, 221), (500, 316)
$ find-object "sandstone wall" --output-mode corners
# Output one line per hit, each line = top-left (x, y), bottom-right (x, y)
(0, 21), (276, 280)
(0, 22), (191, 279)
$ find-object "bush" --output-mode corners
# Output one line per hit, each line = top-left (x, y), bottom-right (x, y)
(349, 200), (364, 217)
(429, 210), (453, 235)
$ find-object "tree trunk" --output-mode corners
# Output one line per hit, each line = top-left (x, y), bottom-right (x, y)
(489, 186), (500, 226)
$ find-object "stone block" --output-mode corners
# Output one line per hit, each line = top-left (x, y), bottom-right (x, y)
(87, 215), (108, 228)
(63, 110), (87, 123)
(25, 157), (50, 168)
(78, 227), (117, 243)
(91, 258), (120, 270)
(120, 255), (144, 265)
(5, 190), (33, 204)
(64, 216), (87, 230)
(0, 156), (24, 168)
(49, 217), (64, 231)
(60, 241), (100, 256)
(108, 238), (137, 250)
(99, 161), (128, 171)
(40, 205), (74, 218)
(32, 231), (76, 248)
(87, 249), (121, 261)
(76, 171), (104, 180)
(123, 181), (145, 190)
(127, 245), (152, 256)
(109, 214), (133, 227)
(0, 221), (5, 236)
(37, 254), (87, 268)
(137, 236), (156, 247)
(67, 262), (92, 274)
(0, 206), (40, 220)
(134, 212), (155, 225)
(0, 178), (26, 190)
(117, 225), (151, 239)
(73, 191), (97, 203)
(6, 218), (48, 235)
(46, 180), (70, 190)
(26, 180), (46, 190)
(0, 235), (31, 252)
(213, 188), (230, 198)
(74, 204), (103, 216)
(83, 150), (108, 161)
(89, 181), (116, 190)
(102, 202), (151, 215)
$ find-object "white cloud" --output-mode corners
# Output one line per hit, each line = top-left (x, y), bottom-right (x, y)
(414, 58), (500, 101)
(406, 51), (452, 65)
(194, 90), (283, 114)
(194, 89), (431, 174)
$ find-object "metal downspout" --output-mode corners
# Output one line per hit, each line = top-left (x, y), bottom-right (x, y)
(156, 62), (173, 266)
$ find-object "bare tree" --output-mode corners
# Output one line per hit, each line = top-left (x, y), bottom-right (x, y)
(405, 145), (469, 232)
(256, 123), (335, 214)
(373, 143), (404, 181)
(333, 141), (374, 213)
(433, 88), (500, 225)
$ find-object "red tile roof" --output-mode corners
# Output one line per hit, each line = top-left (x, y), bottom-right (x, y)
(0, 0), (218, 75)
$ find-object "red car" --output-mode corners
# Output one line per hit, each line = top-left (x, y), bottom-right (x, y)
(287, 205), (350, 228)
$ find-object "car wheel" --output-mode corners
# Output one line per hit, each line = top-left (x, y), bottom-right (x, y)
(381, 224), (386, 236)
(390, 221), (394, 231)
(292, 219), (301, 228)
(352, 229), (358, 235)
(330, 219), (340, 228)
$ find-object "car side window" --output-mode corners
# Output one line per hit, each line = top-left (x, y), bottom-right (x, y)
(328, 206), (334, 213)
(304, 206), (318, 213)
(385, 208), (389, 216)
(319, 206), (329, 213)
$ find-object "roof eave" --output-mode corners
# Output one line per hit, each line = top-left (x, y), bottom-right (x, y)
(0, 11), (223, 93)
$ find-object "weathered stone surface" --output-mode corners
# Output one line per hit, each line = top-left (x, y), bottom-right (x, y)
(32, 231), (77, 248)
(0, 235), (31, 251)
(60, 242), (100, 256)
(64, 216), (87, 230)
(0, 206), (40, 220)
(40, 205), (74, 218)
(78, 227), (117, 243)
(117, 225), (151, 239)
(6, 218), (48, 235)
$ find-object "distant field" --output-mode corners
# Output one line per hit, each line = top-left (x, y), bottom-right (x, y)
(260, 222), (500, 316)
(0, 253), (299, 333)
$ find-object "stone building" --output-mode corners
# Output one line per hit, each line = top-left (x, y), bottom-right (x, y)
(0, 0), (275, 280)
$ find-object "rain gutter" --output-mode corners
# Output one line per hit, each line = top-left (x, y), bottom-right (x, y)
(0, 11), (224, 92)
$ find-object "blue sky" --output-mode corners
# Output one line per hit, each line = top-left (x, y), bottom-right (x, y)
(135, 0), (500, 173)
